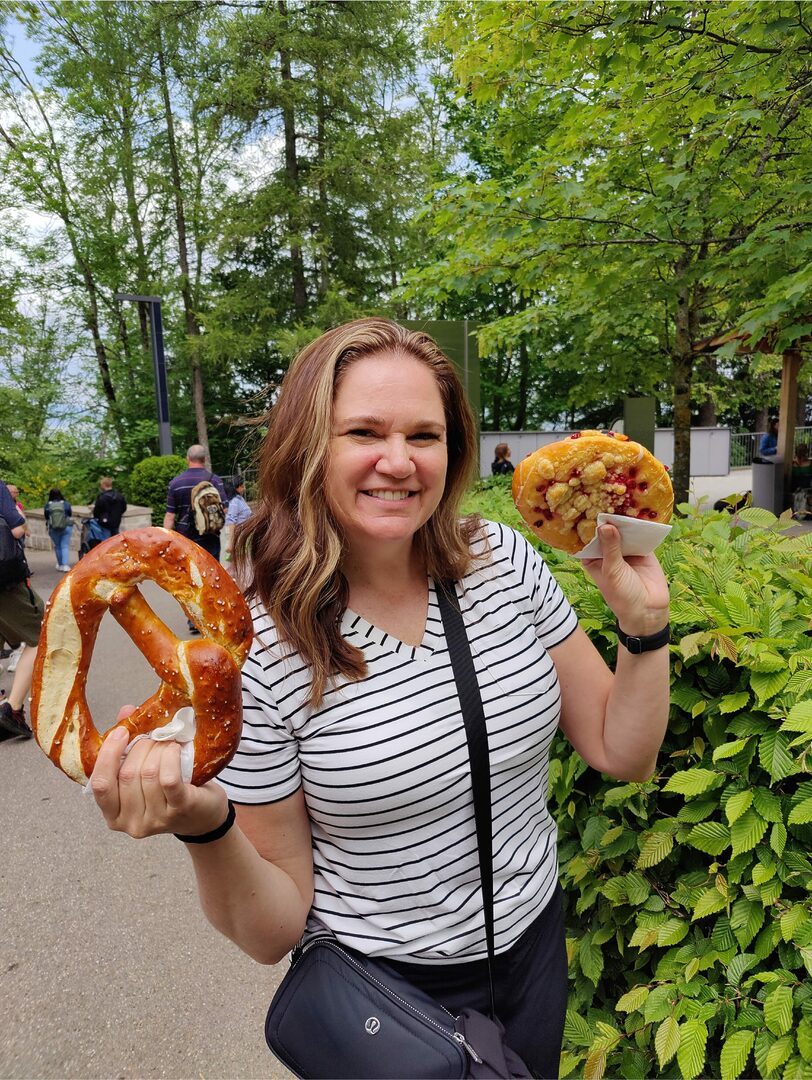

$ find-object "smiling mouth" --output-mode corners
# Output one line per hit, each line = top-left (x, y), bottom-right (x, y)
(362, 489), (415, 501)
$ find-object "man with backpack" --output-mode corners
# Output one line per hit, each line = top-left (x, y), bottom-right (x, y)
(164, 445), (228, 604)
(0, 480), (43, 741)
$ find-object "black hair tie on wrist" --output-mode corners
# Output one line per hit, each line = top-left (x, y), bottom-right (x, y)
(615, 622), (671, 654)
(175, 800), (235, 844)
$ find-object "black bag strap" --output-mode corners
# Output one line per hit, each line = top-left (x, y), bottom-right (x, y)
(436, 580), (497, 1019)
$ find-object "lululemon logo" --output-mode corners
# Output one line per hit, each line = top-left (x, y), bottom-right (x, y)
(365, 1017), (381, 1035)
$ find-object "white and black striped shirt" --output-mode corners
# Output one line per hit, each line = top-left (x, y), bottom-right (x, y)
(217, 521), (578, 963)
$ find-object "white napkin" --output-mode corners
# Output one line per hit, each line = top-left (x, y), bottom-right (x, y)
(572, 513), (672, 560)
(84, 706), (197, 793)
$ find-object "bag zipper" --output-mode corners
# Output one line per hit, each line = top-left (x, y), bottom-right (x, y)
(296, 936), (484, 1065)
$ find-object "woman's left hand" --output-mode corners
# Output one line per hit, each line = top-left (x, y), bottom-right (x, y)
(580, 523), (669, 636)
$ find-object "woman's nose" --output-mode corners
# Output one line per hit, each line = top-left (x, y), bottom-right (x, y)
(376, 436), (416, 477)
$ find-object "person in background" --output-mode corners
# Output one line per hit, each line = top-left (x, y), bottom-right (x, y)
(491, 442), (515, 475)
(88, 319), (670, 1077)
(164, 445), (228, 635)
(0, 480), (43, 740)
(93, 476), (127, 540)
(791, 443), (812, 520)
(44, 487), (73, 572)
(222, 476), (252, 563)
(758, 418), (779, 458)
(7, 484), (23, 514)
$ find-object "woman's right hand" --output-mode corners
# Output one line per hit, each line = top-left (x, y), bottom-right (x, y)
(90, 708), (229, 840)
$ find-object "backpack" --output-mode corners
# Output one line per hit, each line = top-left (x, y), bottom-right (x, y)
(0, 516), (30, 588)
(190, 478), (225, 536)
(47, 500), (68, 530)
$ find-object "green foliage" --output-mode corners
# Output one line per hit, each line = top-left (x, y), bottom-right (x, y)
(129, 455), (186, 525)
(409, 2), (812, 498)
(463, 480), (812, 1079)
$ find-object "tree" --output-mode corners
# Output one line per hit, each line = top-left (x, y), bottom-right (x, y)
(408, 2), (812, 502)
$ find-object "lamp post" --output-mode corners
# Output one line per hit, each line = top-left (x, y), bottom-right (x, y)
(114, 293), (172, 456)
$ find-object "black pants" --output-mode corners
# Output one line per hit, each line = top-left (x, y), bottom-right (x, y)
(385, 884), (567, 1079)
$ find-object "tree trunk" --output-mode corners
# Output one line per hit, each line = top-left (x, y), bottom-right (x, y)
(156, 22), (210, 462)
(515, 338), (529, 430)
(279, 0), (308, 315)
(697, 399), (716, 427)
(671, 277), (693, 506)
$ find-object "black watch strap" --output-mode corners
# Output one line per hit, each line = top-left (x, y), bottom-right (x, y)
(616, 622), (670, 654)
(175, 800), (236, 844)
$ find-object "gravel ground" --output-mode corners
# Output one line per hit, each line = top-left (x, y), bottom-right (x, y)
(0, 548), (292, 1080)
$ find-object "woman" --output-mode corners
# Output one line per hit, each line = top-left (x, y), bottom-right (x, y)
(90, 319), (669, 1077)
(43, 487), (73, 571)
(491, 442), (514, 475)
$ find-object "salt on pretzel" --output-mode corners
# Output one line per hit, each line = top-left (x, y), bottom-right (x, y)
(31, 527), (253, 786)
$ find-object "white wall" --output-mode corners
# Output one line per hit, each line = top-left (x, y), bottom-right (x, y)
(480, 427), (731, 478)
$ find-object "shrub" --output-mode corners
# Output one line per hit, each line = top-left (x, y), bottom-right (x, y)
(462, 480), (812, 1080)
(129, 454), (186, 525)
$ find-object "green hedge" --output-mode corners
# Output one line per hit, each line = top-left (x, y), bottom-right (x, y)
(129, 454), (186, 526)
(462, 479), (812, 1080)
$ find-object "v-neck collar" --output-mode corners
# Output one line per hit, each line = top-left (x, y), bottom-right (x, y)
(340, 578), (446, 663)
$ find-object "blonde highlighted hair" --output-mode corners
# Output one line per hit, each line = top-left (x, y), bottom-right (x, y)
(234, 318), (481, 706)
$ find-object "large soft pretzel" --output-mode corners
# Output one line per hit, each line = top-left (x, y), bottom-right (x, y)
(512, 430), (673, 553)
(31, 527), (252, 786)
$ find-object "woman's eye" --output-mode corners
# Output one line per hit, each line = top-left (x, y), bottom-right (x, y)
(348, 429), (376, 439)
(410, 432), (440, 442)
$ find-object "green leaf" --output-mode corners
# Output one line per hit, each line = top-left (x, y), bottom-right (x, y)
(655, 1015), (681, 1068)
(758, 731), (795, 782)
(558, 1050), (583, 1078)
(770, 822), (787, 856)
(616, 985), (650, 1013)
(677, 1019), (708, 1080)
(750, 668), (790, 705)
(636, 830), (674, 868)
(692, 888), (727, 921)
(686, 820), (731, 855)
(725, 790), (753, 824)
(726, 951), (757, 987)
(579, 934), (604, 985)
(663, 768), (724, 798)
(563, 1009), (593, 1048)
(788, 796), (812, 825)
(752, 788), (784, 823)
(731, 899), (765, 949)
(764, 985), (793, 1036)
(786, 700), (812, 731)
(730, 809), (768, 856)
(713, 738), (750, 761)
(644, 984), (677, 1023)
(657, 918), (690, 945)
(780, 906), (810, 943)
(765, 1033), (794, 1072)
(718, 692), (750, 715)
(797, 1017), (812, 1063)
(719, 1029), (755, 1080)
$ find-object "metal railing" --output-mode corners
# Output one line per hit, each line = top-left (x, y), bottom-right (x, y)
(730, 427), (812, 469)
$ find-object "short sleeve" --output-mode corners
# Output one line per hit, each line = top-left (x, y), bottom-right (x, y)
(215, 647), (302, 805)
(503, 525), (578, 648)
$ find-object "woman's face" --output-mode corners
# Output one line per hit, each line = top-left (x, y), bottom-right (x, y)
(327, 351), (448, 555)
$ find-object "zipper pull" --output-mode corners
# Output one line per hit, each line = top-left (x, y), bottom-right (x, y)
(452, 1030), (483, 1064)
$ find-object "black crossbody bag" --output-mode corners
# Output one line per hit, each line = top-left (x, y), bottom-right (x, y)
(264, 583), (533, 1079)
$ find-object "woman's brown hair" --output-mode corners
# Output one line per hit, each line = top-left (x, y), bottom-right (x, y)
(234, 318), (481, 707)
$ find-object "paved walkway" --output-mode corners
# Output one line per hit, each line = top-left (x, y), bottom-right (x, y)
(0, 548), (291, 1080)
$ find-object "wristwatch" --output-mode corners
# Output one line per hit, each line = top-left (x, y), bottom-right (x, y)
(615, 622), (670, 654)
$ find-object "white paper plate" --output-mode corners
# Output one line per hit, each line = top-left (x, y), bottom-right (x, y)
(571, 513), (672, 560)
